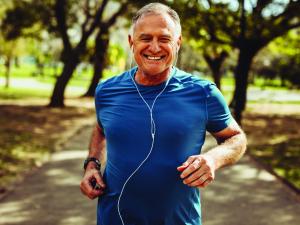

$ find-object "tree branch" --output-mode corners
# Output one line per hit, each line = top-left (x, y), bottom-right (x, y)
(270, 1), (300, 24)
(105, 2), (128, 28)
(253, 0), (273, 16)
(76, 0), (109, 53)
(206, 0), (213, 7)
(81, 0), (92, 33)
(85, 0), (109, 38)
(54, 0), (71, 51)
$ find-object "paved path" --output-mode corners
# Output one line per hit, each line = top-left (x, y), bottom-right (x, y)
(0, 126), (299, 225)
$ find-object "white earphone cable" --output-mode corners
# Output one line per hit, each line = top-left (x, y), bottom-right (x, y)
(117, 67), (173, 225)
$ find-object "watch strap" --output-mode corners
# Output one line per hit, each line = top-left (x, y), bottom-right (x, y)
(84, 157), (101, 170)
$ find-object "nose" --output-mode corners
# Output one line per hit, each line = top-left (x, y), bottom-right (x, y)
(148, 40), (161, 53)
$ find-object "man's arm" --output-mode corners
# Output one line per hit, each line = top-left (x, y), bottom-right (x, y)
(80, 123), (106, 199)
(177, 119), (247, 188)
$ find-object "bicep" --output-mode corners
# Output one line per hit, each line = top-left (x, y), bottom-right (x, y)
(210, 119), (243, 144)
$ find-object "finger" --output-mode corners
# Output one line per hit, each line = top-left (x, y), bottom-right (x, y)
(197, 178), (213, 188)
(80, 179), (93, 197)
(180, 158), (202, 179)
(183, 156), (197, 167)
(189, 174), (213, 187)
(177, 156), (196, 172)
(81, 178), (102, 196)
(94, 171), (106, 189)
(90, 189), (104, 199)
(177, 164), (188, 172)
(183, 167), (206, 185)
(84, 178), (95, 192)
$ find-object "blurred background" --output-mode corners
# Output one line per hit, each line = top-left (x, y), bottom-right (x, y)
(0, 0), (299, 223)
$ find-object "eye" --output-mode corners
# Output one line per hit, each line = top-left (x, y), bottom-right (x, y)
(160, 38), (171, 43)
(141, 38), (151, 42)
(140, 37), (152, 42)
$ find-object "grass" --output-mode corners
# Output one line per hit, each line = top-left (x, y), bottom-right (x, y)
(248, 139), (300, 191)
(243, 113), (300, 192)
(0, 63), (123, 100)
(0, 103), (95, 193)
(0, 86), (51, 99)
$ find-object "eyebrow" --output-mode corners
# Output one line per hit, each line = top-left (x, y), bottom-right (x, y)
(138, 33), (172, 39)
(138, 34), (152, 39)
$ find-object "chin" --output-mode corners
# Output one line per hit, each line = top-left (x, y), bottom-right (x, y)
(144, 64), (171, 75)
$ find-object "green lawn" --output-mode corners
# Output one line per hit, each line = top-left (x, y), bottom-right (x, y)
(248, 138), (300, 190)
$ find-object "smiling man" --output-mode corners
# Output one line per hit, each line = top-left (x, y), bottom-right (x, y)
(80, 3), (247, 225)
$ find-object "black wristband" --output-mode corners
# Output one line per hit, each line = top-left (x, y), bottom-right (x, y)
(83, 157), (101, 171)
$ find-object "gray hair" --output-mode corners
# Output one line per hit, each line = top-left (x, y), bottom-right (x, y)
(131, 3), (182, 37)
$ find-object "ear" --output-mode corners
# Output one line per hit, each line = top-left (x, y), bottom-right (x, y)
(128, 35), (133, 50)
(176, 35), (182, 52)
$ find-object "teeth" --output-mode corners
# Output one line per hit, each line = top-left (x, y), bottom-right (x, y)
(147, 56), (162, 60)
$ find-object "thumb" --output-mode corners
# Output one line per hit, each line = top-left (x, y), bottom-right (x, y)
(94, 171), (106, 189)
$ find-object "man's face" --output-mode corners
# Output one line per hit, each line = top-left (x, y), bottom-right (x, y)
(129, 13), (181, 77)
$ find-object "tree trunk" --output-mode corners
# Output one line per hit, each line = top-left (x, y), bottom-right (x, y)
(4, 57), (12, 88)
(230, 48), (256, 124)
(83, 27), (109, 97)
(203, 51), (228, 91)
(211, 66), (222, 90)
(48, 53), (79, 107)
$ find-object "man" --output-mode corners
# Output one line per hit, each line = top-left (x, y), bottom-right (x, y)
(80, 3), (247, 225)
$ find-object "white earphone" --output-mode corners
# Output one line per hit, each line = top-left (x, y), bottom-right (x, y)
(117, 68), (173, 225)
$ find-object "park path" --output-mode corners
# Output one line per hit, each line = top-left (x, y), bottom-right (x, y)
(0, 125), (300, 225)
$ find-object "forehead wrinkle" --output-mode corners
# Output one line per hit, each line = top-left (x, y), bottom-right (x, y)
(132, 12), (179, 38)
(137, 33), (172, 38)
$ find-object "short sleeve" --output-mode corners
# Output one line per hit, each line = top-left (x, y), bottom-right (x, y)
(205, 83), (232, 133)
(94, 82), (105, 132)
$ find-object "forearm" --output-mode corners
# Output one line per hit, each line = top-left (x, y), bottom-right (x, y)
(203, 131), (247, 170)
(87, 124), (106, 169)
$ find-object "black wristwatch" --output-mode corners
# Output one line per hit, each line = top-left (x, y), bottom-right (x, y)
(83, 157), (101, 171)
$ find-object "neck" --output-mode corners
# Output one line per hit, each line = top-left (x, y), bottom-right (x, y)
(135, 67), (172, 86)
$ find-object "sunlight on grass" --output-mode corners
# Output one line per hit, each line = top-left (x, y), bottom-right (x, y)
(0, 84), (86, 100)
(249, 138), (300, 190)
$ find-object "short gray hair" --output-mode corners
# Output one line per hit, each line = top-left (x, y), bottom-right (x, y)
(132, 3), (182, 36)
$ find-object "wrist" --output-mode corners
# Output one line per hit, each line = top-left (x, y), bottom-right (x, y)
(202, 153), (218, 171)
(83, 157), (101, 171)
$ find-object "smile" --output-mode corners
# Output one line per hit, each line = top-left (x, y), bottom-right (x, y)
(144, 54), (165, 60)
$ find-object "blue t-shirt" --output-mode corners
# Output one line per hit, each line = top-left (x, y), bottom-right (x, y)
(95, 67), (232, 225)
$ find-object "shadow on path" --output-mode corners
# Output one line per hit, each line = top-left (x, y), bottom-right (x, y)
(0, 126), (96, 225)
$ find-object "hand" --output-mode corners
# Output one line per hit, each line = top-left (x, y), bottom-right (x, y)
(80, 168), (106, 199)
(177, 154), (215, 188)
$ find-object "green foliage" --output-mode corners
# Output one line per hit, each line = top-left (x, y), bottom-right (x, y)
(253, 29), (300, 88)
(1, 0), (54, 40)
(249, 138), (300, 190)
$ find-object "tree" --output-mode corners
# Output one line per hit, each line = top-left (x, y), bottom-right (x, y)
(178, 2), (231, 90)
(188, 39), (230, 90)
(83, 3), (128, 97)
(2, 0), (130, 106)
(181, 0), (300, 123)
(49, 0), (132, 106)
(0, 1), (29, 88)
(253, 28), (300, 88)
(0, 38), (14, 88)
(203, 47), (228, 90)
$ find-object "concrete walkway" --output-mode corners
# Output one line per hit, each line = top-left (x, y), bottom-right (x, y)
(0, 125), (299, 225)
